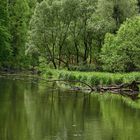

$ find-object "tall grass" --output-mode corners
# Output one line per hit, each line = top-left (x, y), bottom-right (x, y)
(41, 68), (140, 87)
(58, 71), (140, 86)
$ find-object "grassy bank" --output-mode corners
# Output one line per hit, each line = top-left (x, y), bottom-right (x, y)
(41, 69), (140, 87)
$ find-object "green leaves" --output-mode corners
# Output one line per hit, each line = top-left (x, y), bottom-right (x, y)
(0, 0), (11, 67)
(0, 26), (11, 64)
(27, 0), (97, 68)
(9, 0), (30, 68)
(97, 0), (138, 28)
(101, 16), (140, 72)
(0, 0), (139, 70)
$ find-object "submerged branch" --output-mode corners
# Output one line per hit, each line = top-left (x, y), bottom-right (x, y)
(40, 79), (95, 92)
(40, 78), (140, 95)
(1, 73), (139, 96)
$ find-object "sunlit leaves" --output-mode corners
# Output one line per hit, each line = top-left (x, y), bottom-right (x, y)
(101, 16), (140, 72)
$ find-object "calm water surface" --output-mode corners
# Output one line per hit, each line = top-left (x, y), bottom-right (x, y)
(0, 76), (140, 140)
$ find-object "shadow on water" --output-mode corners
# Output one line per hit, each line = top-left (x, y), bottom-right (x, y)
(0, 76), (140, 140)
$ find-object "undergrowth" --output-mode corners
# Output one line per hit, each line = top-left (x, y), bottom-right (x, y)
(41, 69), (140, 87)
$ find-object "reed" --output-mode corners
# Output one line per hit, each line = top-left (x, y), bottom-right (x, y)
(42, 69), (140, 87)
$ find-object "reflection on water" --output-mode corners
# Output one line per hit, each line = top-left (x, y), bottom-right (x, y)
(0, 77), (140, 140)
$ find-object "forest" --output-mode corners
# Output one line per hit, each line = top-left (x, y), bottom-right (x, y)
(1, 1), (140, 139)
(0, 0), (140, 73)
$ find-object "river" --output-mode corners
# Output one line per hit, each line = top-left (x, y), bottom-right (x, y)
(0, 76), (140, 140)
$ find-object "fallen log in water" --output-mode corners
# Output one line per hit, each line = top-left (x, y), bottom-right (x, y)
(66, 80), (140, 98)
(1, 73), (139, 97)
(42, 79), (140, 95)
(97, 81), (140, 93)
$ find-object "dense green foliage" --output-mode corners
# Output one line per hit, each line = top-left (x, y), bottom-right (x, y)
(9, 0), (30, 68)
(0, 0), (11, 67)
(97, 0), (138, 28)
(101, 17), (140, 72)
(0, 0), (140, 72)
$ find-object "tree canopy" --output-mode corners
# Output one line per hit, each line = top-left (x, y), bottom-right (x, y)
(0, 0), (140, 72)
(101, 17), (140, 72)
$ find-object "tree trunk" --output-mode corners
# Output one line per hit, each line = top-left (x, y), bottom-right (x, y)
(83, 41), (88, 64)
(75, 42), (79, 64)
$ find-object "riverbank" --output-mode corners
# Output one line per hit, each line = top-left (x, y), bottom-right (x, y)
(1, 69), (140, 93)
(40, 69), (140, 96)
(41, 69), (140, 85)
(1, 68), (140, 86)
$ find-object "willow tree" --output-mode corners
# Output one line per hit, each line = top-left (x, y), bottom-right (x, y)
(27, 0), (98, 69)
(27, 1), (59, 69)
(27, 0), (79, 69)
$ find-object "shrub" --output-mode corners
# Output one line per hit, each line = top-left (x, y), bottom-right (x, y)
(101, 16), (140, 72)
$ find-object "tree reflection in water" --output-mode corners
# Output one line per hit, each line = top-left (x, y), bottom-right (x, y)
(0, 77), (140, 140)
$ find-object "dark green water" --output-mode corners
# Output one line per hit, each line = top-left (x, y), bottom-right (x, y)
(0, 76), (140, 140)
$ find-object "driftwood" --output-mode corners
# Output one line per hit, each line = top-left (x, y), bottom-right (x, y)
(41, 79), (140, 95)
(40, 79), (95, 91)
(23, 77), (140, 100)
(97, 81), (140, 93)
(1, 73), (139, 97)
